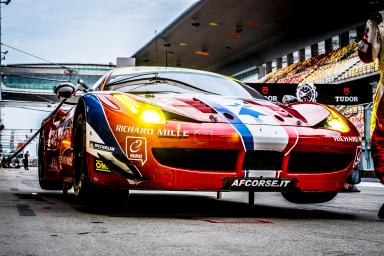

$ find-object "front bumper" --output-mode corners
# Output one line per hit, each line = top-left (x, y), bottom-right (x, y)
(87, 123), (360, 192)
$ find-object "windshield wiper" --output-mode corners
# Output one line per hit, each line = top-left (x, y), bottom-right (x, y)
(128, 90), (182, 95)
(110, 75), (219, 95)
(108, 72), (159, 86)
(137, 77), (218, 95)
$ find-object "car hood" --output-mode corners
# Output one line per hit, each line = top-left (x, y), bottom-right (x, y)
(143, 94), (331, 127)
(103, 92), (330, 127)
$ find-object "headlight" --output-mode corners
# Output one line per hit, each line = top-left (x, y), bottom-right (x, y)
(319, 107), (350, 133)
(141, 109), (166, 124)
(113, 93), (166, 124)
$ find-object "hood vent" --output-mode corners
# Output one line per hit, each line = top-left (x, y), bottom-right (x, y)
(179, 98), (217, 113)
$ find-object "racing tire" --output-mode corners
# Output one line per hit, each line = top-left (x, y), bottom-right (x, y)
(73, 108), (129, 206)
(281, 191), (338, 204)
(73, 111), (93, 200)
(38, 129), (62, 190)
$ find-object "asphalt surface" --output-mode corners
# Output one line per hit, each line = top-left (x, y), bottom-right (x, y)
(0, 167), (384, 256)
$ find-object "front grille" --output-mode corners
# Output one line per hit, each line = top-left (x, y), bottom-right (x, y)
(242, 150), (284, 170)
(152, 148), (238, 171)
(288, 151), (353, 173)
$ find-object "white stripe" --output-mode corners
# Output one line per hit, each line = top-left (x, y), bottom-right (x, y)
(219, 97), (289, 152)
(284, 127), (299, 156)
(86, 123), (135, 175)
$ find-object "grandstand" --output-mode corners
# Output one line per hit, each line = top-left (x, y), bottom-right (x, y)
(254, 40), (378, 171)
(258, 42), (378, 84)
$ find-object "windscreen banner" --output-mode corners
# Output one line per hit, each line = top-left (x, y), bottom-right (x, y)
(247, 81), (373, 105)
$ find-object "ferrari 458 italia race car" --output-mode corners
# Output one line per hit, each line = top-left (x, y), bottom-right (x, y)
(38, 67), (361, 203)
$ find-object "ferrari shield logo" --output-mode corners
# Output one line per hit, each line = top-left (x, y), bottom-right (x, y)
(125, 136), (147, 166)
(262, 86), (269, 95)
(343, 87), (350, 95)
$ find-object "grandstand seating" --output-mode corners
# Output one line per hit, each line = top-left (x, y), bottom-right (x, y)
(258, 42), (380, 84)
(256, 41), (376, 139)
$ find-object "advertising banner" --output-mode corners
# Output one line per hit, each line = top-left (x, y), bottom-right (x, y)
(247, 81), (372, 105)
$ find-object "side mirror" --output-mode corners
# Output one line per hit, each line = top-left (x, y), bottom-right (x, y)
(54, 83), (75, 99)
(282, 95), (298, 104)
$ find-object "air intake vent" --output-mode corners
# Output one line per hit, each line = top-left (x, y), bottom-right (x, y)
(179, 98), (216, 113)
(288, 151), (353, 173)
(152, 148), (238, 171)
(242, 150), (284, 170)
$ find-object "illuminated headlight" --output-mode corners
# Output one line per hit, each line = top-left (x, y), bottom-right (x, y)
(320, 107), (350, 133)
(141, 109), (166, 124)
(113, 93), (166, 124)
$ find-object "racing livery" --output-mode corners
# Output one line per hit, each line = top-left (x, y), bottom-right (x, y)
(38, 67), (361, 203)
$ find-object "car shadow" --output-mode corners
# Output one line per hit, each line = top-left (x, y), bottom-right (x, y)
(21, 191), (357, 220)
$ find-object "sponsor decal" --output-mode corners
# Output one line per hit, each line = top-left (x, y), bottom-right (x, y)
(125, 136), (147, 166)
(116, 125), (188, 138)
(296, 83), (318, 102)
(158, 123), (188, 138)
(157, 129), (188, 138)
(265, 95), (278, 102)
(95, 159), (111, 173)
(334, 96), (359, 103)
(248, 82), (371, 105)
(333, 136), (361, 143)
(192, 129), (213, 144)
(335, 86), (359, 103)
(90, 141), (115, 152)
(223, 177), (295, 191)
(262, 86), (269, 95)
(116, 125), (154, 135)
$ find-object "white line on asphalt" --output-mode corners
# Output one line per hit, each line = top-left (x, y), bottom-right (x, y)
(357, 182), (384, 188)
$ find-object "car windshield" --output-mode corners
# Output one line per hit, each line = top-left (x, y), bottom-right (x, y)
(104, 70), (265, 100)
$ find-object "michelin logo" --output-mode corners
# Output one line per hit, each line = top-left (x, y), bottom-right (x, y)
(90, 141), (115, 152)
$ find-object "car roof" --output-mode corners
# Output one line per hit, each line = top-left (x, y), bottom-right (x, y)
(110, 66), (226, 78)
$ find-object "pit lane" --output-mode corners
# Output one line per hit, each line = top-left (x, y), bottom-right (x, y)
(1, 167), (384, 255)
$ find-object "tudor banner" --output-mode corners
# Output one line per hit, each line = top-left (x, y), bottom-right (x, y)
(247, 81), (373, 105)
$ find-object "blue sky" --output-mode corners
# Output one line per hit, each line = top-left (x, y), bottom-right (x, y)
(1, 0), (198, 65)
(0, 0), (198, 156)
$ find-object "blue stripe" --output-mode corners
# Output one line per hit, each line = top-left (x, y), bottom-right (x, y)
(82, 94), (125, 157)
(201, 98), (254, 150)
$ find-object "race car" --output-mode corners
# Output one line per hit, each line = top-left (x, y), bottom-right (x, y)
(38, 66), (361, 204)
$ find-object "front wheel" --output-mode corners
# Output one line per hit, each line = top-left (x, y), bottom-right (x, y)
(73, 111), (92, 200)
(281, 191), (338, 204)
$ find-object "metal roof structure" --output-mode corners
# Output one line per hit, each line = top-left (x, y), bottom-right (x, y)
(132, 0), (384, 75)
(0, 63), (114, 102)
